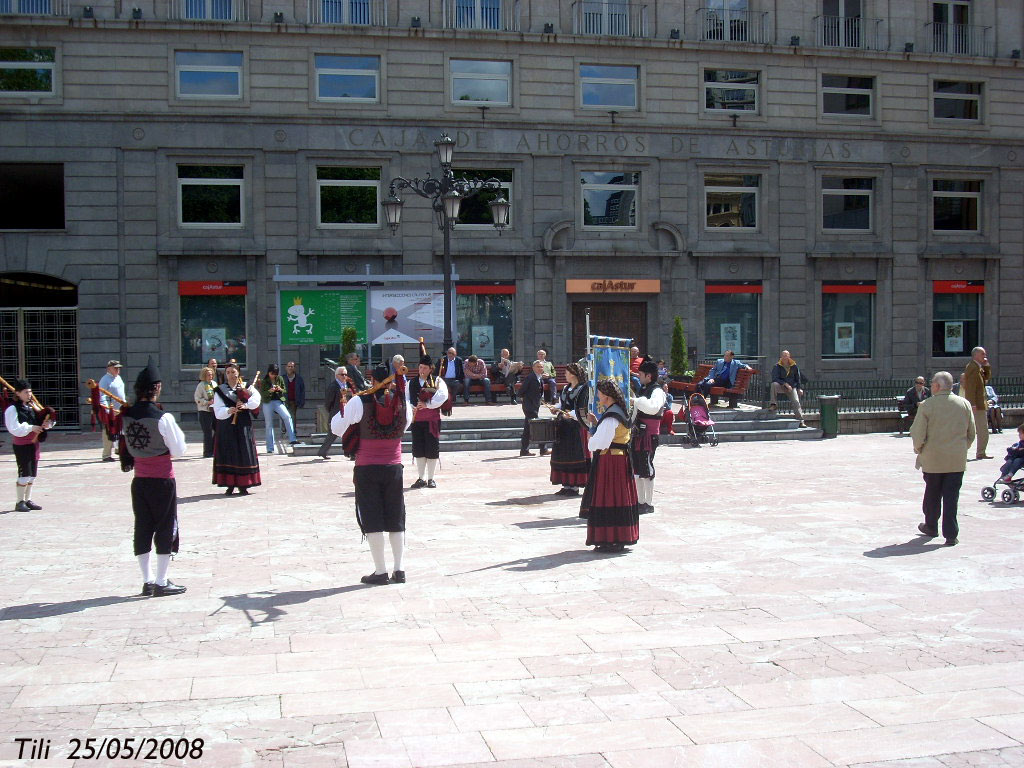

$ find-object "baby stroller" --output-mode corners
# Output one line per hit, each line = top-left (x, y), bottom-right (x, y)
(981, 470), (1024, 504)
(682, 393), (719, 447)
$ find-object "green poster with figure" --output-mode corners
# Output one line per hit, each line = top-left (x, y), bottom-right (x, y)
(279, 289), (367, 345)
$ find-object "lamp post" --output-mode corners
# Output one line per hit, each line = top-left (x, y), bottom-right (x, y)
(382, 133), (511, 351)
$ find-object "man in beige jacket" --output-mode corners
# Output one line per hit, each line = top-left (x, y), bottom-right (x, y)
(910, 371), (976, 546)
(963, 346), (993, 460)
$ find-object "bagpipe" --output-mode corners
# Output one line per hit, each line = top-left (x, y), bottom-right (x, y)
(341, 357), (408, 459)
(231, 370), (262, 424)
(1, 375), (56, 443)
(85, 378), (126, 441)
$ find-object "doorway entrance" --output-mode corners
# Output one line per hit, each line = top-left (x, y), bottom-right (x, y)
(0, 273), (80, 428)
(572, 302), (647, 362)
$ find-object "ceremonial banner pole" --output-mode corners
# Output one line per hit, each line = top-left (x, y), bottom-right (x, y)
(585, 307), (594, 415)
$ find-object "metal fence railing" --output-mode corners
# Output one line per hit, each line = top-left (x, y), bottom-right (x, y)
(0, 0), (68, 15)
(442, 0), (518, 31)
(572, 0), (649, 38)
(814, 15), (884, 50)
(925, 22), (993, 57)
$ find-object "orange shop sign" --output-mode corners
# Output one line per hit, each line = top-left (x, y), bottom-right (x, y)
(566, 279), (661, 294)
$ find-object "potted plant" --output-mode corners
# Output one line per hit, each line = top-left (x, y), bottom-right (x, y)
(669, 316), (693, 380)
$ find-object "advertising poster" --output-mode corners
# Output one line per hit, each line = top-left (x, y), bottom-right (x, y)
(944, 321), (964, 354)
(719, 323), (741, 354)
(202, 328), (227, 360)
(279, 290), (367, 346)
(370, 289), (446, 345)
(834, 322), (855, 355)
(472, 325), (494, 358)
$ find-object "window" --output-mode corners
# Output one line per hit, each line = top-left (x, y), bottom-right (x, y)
(0, 48), (55, 95)
(452, 0), (502, 29)
(821, 75), (873, 117)
(178, 165), (244, 228)
(932, 281), (982, 357)
(316, 167), (380, 228)
(315, 55), (379, 102)
(822, 282), (874, 358)
(580, 64), (638, 110)
(580, 171), (638, 228)
(821, 0), (864, 47)
(932, 179), (980, 231)
(182, 0), (236, 19)
(453, 169), (512, 227)
(933, 80), (981, 121)
(179, 282), (248, 366)
(174, 51), (242, 99)
(932, 0), (973, 54)
(0, 163), (64, 229)
(822, 177), (873, 231)
(702, 0), (751, 42)
(704, 173), (758, 229)
(704, 282), (761, 358)
(455, 285), (515, 359)
(704, 70), (758, 112)
(320, 0), (374, 24)
(451, 60), (511, 106)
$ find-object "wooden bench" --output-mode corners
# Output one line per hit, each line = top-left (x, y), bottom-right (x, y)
(668, 364), (713, 396)
(709, 367), (756, 407)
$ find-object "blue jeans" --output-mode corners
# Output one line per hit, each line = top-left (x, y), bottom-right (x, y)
(465, 377), (491, 402)
(264, 399), (296, 451)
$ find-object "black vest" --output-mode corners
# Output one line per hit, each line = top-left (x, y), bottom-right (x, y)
(121, 401), (169, 458)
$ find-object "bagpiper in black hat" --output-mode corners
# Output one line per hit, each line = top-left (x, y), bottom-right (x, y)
(419, 354), (432, 367)
(638, 360), (659, 378)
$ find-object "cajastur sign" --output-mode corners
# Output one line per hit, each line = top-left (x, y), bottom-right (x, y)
(566, 279), (661, 294)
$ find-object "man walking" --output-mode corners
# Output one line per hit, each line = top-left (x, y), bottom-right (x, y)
(98, 360), (125, 462)
(345, 353), (367, 392)
(519, 361), (549, 457)
(963, 346), (992, 460)
(284, 360), (305, 429)
(318, 367), (349, 459)
(910, 371), (975, 547)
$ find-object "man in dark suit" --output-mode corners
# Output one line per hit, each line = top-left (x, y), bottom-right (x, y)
(345, 353), (367, 392)
(519, 360), (550, 457)
(436, 347), (464, 403)
(318, 367), (349, 459)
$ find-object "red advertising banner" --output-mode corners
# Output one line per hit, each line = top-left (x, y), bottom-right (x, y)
(933, 280), (984, 294)
(178, 281), (247, 296)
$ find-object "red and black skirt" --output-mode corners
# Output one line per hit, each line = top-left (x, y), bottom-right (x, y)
(212, 412), (262, 488)
(579, 446), (639, 546)
(550, 419), (590, 488)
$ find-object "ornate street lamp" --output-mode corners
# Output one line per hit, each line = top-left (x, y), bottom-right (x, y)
(383, 132), (511, 350)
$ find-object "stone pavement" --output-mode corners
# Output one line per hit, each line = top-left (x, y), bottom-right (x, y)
(2, 430), (1024, 767)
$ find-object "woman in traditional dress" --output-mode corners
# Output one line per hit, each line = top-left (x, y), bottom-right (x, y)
(548, 362), (591, 496)
(580, 379), (638, 553)
(212, 363), (262, 495)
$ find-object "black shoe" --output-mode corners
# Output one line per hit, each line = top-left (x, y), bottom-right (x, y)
(390, 570), (406, 583)
(224, 487), (235, 495)
(140, 582), (154, 596)
(944, 538), (958, 546)
(426, 479), (436, 488)
(102, 456), (116, 462)
(14, 501), (30, 512)
(152, 581), (187, 597)
(608, 543), (626, 553)
(639, 503), (654, 515)
(520, 450), (534, 457)
(410, 478), (427, 489)
(511, 398), (519, 405)
(24, 500), (42, 510)
(318, 454), (331, 460)
(917, 522), (938, 538)
(360, 572), (390, 586)
(540, 449), (550, 456)
(238, 488), (249, 496)
(290, 441), (299, 446)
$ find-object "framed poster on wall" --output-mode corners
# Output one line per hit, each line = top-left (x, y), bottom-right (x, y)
(719, 323), (741, 354)
(944, 321), (964, 354)
(834, 322), (855, 355)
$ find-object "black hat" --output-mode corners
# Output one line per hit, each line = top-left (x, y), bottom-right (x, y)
(419, 355), (432, 367)
(13, 378), (30, 391)
(135, 356), (161, 389)
(638, 360), (659, 377)
(371, 365), (390, 382)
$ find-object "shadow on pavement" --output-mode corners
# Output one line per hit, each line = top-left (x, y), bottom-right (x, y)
(480, 456), (527, 463)
(863, 537), (945, 558)
(211, 585), (369, 625)
(0, 594), (147, 620)
(179, 493), (234, 504)
(486, 493), (566, 506)
(513, 516), (584, 530)
(453, 549), (593, 574)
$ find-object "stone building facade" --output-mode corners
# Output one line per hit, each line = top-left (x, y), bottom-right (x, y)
(1, 0), (1022, 422)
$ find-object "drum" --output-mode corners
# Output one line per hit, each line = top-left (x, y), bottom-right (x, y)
(528, 418), (557, 445)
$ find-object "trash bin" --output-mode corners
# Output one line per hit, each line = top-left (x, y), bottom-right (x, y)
(818, 394), (841, 439)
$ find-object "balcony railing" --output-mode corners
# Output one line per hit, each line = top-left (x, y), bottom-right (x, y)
(814, 15), (884, 50)
(572, 1), (649, 38)
(696, 8), (771, 44)
(308, 0), (386, 25)
(172, 0), (248, 20)
(0, 0), (68, 16)
(442, 0), (518, 30)
(925, 22), (992, 57)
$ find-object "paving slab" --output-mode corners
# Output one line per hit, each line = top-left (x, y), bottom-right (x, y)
(1, 430), (1024, 766)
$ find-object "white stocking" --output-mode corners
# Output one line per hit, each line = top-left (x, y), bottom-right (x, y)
(16, 483), (26, 503)
(426, 459), (438, 481)
(23, 481), (33, 501)
(155, 554), (172, 586)
(415, 456), (426, 479)
(137, 552), (151, 582)
(366, 532), (387, 574)
(389, 531), (405, 572)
